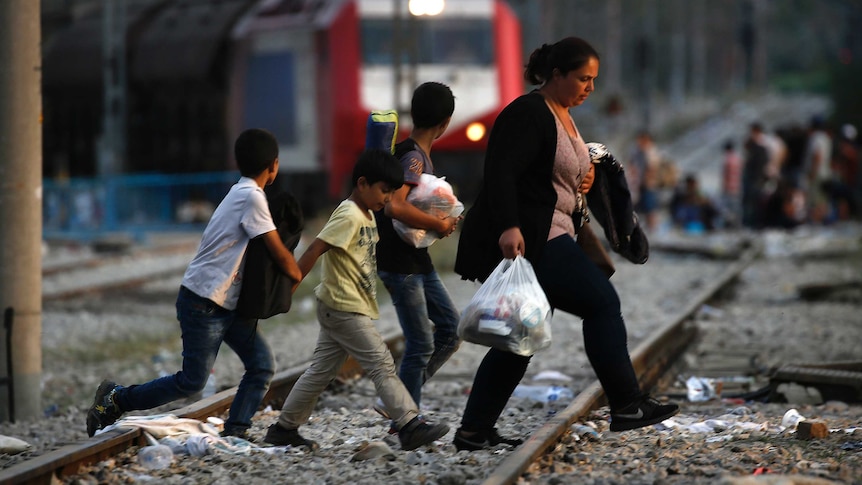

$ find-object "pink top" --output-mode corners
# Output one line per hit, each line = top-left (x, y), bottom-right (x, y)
(547, 103), (591, 240)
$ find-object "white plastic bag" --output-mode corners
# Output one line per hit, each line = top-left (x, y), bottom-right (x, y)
(393, 173), (464, 248)
(458, 256), (553, 356)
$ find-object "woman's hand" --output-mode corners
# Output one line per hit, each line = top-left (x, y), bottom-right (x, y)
(579, 163), (596, 194)
(498, 227), (525, 259)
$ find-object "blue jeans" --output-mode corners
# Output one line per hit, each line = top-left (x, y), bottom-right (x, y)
(378, 270), (460, 406)
(114, 286), (275, 432)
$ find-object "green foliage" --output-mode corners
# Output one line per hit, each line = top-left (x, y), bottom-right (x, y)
(771, 70), (832, 94)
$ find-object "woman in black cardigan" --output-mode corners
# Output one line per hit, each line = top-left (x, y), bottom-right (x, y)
(453, 37), (679, 451)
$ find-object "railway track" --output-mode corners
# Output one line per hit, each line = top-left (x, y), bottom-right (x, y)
(42, 236), (200, 301)
(1, 244), (760, 485)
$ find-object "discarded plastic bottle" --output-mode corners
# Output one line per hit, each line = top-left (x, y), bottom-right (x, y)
(138, 444), (173, 470)
(202, 369), (217, 398)
(571, 424), (599, 440)
(512, 385), (574, 403)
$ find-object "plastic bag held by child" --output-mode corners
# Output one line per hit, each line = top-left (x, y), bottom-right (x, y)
(458, 256), (553, 356)
(393, 173), (464, 248)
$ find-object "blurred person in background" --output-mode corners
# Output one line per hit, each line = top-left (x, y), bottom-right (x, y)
(803, 115), (834, 224)
(669, 174), (720, 232)
(721, 139), (743, 227)
(742, 122), (771, 228)
(829, 124), (860, 220)
(628, 131), (662, 232)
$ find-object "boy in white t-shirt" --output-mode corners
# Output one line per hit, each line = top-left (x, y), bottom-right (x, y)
(86, 129), (303, 439)
(263, 149), (450, 451)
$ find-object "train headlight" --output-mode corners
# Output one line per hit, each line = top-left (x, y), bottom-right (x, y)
(409, 0), (445, 16)
(466, 122), (486, 142)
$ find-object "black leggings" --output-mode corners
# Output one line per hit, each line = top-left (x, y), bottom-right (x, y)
(460, 235), (641, 433)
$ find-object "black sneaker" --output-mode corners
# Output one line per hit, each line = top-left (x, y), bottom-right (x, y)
(609, 395), (679, 432)
(453, 428), (522, 452)
(86, 380), (124, 437)
(488, 428), (523, 447)
(398, 417), (449, 451)
(263, 423), (319, 450)
(220, 425), (249, 441)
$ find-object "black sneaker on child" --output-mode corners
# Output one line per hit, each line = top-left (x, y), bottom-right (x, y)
(398, 416), (449, 451)
(263, 423), (319, 450)
(453, 428), (522, 452)
(86, 380), (124, 437)
(609, 395), (679, 432)
(220, 425), (249, 441)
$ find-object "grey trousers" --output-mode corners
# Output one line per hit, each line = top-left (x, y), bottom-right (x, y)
(277, 300), (419, 430)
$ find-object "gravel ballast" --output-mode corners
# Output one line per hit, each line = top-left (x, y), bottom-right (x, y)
(0, 226), (860, 484)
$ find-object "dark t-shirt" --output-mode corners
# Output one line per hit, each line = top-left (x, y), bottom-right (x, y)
(376, 138), (434, 274)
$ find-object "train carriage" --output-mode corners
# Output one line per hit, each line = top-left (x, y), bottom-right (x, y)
(41, 0), (524, 224)
(231, 0), (523, 204)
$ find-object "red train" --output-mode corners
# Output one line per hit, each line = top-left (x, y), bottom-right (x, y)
(42, 0), (523, 210)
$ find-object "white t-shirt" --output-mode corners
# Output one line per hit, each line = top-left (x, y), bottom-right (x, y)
(314, 199), (379, 318)
(182, 177), (276, 310)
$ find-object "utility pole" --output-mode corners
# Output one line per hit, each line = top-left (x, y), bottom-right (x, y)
(0, 0), (43, 422)
(98, 0), (127, 177)
(603, 0), (622, 97)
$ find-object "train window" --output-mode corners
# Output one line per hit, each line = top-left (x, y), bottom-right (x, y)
(242, 52), (298, 145)
(361, 18), (493, 66)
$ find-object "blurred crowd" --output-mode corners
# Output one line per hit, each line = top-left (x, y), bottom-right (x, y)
(625, 117), (861, 233)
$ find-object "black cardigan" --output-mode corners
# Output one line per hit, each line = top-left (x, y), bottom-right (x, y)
(455, 92), (560, 281)
(455, 93), (648, 282)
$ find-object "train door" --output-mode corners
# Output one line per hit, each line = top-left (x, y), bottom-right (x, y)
(239, 30), (319, 172)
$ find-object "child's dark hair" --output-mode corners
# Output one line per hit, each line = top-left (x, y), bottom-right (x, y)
(524, 36), (599, 85)
(352, 149), (404, 190)
(235, 128), (279, 177)
(411, 82), (455, 129)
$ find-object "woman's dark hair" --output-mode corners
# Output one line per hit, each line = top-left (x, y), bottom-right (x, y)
(524, 36), (599, 85)
(351, 149), (404, 190)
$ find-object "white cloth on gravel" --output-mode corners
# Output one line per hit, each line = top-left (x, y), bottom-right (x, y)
(96, 414), (288, 456)
(96, 413), (220, 438)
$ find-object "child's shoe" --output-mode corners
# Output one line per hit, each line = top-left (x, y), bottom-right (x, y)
(263, 422), (319, 450)
(86, 380), (124, 437)
(398, 416), (448, 451)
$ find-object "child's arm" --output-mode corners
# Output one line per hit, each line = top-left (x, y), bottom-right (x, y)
(296, 238), (331, 278)
(385, 185), (458, 237)
(260, 230), (303, 282)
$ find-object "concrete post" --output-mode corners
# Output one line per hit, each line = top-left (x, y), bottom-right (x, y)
(0, 0), (43, 421)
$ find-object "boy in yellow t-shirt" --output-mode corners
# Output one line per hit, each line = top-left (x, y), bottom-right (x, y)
(263, 149), (449, 451)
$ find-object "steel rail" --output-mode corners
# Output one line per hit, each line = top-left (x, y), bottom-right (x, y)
(0, 335), (404, 485)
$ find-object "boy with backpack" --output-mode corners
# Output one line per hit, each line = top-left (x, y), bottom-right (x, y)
(374, 82), (461, 416)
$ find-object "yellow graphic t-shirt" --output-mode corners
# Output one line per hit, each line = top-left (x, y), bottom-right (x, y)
(315, 199), (379, 318)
